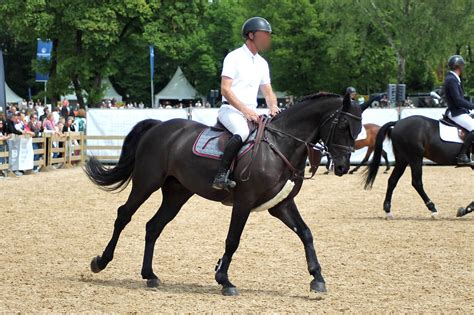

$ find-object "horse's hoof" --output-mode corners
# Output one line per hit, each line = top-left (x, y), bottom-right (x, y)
(456, 207), (466, 217)
(221, 286), (239, 296)
(431, 211), (439, 219)
(90, 256), (103, 273)
(310, 280), (327, 293)
(385, 212), (394, 220)
(146, 278), (161, 288)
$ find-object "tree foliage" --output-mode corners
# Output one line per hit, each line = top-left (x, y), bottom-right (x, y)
(1, 0), (473, 106)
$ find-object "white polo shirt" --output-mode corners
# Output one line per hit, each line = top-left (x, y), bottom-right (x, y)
(221, 44), (271, 109)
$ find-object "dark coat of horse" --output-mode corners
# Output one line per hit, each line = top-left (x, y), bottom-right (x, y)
(364, 115), (473, 219)
(85, 93), (362, 296)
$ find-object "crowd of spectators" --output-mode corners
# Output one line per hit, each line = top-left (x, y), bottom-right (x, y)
(0, 99), (87, 177)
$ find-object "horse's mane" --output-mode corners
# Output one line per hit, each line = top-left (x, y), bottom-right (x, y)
(297, 92), (341, 103)
(271, 92), (341, 122)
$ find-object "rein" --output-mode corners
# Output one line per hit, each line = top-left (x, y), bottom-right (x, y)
(263, 108), (362, 180)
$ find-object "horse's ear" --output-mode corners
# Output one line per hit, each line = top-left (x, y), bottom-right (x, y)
(342, 92), (351, 111)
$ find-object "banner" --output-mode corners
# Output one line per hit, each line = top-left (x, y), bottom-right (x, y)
(35, 39), (53, 82)
(149, 46), (155, 81)
(8, 136), (34, 171)
(0, 49), (6, 113)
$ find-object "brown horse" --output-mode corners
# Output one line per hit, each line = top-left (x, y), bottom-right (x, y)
(324, 123), (390, 174)
(349, 123), (391, 174)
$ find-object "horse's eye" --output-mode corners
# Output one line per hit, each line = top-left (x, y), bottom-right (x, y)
(338, 118), (348, 129)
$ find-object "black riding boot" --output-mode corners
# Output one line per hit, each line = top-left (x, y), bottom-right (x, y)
(212, 135), (243, 190)
(457, 131), (474, 165)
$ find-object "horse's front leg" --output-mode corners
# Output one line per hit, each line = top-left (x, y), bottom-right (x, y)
(215, 203), (251, 296)
(269, 198), (326, 294)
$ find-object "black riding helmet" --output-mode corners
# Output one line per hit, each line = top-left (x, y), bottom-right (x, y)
(346, 86), (357, 94)
(447, 55), (465, 70)
(242, 17), (272, 38)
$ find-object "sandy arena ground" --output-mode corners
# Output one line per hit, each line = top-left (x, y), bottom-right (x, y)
(0, 165), (473, 313)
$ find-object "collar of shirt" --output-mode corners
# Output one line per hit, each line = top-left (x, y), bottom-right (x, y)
(450, 70), (461, 84)
(242, 43), (258, 59)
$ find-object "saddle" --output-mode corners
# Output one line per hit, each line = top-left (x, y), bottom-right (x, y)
(439, 114), (468, 141)
(192, 118), (265, 160)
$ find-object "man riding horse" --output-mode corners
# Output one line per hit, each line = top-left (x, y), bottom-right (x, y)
(444, 54), (474, 165)
(212, 17), (280, 190)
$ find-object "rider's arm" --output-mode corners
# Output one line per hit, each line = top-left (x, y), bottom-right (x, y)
(260, 83), (277, 109)
(449, 78), (474, 110)
(220, 76), (250, 113)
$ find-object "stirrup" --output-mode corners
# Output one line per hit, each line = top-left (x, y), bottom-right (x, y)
(212, 170), (236, 190)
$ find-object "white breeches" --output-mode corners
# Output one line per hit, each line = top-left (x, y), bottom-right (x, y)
(448, 112), (474, 131)
(218, 105), (250, 141)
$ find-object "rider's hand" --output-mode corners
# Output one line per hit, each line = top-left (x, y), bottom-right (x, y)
(242, 107), (260, 122)
(269, 105), (280, 117)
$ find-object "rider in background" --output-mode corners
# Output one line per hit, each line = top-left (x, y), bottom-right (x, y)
(443, 55), (474, 165)
(212, 17), (280, 190)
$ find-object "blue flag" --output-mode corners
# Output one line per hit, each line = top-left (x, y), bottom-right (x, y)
(35, 39), (53, 82)
(0, 49), (6, 113)
(149, 46), (154, 81)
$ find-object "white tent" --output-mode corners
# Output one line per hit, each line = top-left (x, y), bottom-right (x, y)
(62, 78), (122, 102)
(154, 67), (201, 106)
(5, 83), (23, 104)
(102, 78), (122, 102)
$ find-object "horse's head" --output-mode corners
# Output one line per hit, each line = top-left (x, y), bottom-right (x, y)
(320, 93), (362, 176)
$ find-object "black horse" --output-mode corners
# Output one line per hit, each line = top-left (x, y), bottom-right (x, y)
(85, 93), (362, 296)
(364, 115), (473, 219)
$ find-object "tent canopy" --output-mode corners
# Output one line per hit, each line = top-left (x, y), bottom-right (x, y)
(5, 83), (23, 104)
(155, 67), (201, 105)
(62, 78), (122, 102)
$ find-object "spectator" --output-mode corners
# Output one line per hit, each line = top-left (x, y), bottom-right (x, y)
(40, 107), (50, 122)
(60, 99), (70, 118)
(4, 113), (24, 135)
(27, 113), (42, 171)
(43, 113), (56, 133)
(7, 105), (17, 120)
(63, 116), (76, 133)
(74, 109), (87, 132)
(0, 120), (12, 176)
(52, 107), (60, 125)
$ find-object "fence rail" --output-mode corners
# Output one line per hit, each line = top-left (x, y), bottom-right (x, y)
(0, 132), (123, 176)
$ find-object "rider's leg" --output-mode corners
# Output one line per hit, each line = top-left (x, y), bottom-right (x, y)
(448, 112), (474, 164)
(212, 107), (250, 190)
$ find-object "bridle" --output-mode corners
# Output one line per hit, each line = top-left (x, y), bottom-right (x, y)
(263, 108), (362, 180)
(319, 109), (362, 154)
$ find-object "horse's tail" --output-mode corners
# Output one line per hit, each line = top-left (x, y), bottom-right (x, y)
(364, 121), (396, 190)
(84, 119), (162, 192)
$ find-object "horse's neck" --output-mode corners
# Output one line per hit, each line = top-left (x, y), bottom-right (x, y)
(271, 101), (334, 144)
(268, 101), (335, 167)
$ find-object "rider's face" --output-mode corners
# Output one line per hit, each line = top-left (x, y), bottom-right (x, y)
(253, 31), (272, 51)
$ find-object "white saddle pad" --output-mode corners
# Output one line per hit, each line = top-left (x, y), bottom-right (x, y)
(356, 126), (367, 141)
(439, 122), (463, 143)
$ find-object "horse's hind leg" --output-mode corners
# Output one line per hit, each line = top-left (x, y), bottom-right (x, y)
(141, 177), (193, 287)
(382, 149), (391, 173)
(91, 173), (164, 273)
(409, 159), (438, 217)
(383, 159), (408, 218)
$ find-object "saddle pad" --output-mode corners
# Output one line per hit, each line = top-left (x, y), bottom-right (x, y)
(439, 122), (463, 143)
(192, 128), (256, 160)
(356, 125), (367, 141)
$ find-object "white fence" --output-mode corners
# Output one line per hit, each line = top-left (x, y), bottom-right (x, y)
(86, 107), (449, 164)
